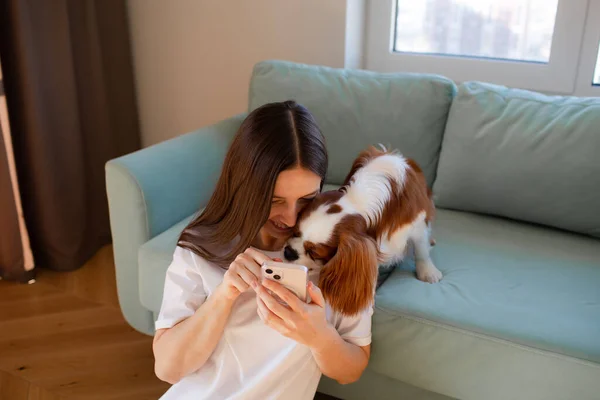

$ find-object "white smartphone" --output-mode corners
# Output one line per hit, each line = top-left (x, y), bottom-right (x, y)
(261, 261), (309, 303)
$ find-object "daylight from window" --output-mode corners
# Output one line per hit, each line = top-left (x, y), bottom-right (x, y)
(594, 43), (600, 85)
(394, 0), (559, 63)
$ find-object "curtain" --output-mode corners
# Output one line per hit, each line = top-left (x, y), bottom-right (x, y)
(0, 0), (141, 272)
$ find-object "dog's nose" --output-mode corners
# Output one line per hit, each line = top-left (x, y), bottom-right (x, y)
(284, 245), (299, 261)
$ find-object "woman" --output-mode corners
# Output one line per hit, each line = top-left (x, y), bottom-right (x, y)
(153, 101), (373, 400)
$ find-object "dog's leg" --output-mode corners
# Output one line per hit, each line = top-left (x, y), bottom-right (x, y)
(427, 220), (436, 246)
(413, 219), (442, 284)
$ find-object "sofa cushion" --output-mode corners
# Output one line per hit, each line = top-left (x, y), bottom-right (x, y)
(370, 208), (600, 400)
(249, 60), (456, 187)
(139, 214), (195, 313)
(433, 81), (600, 237)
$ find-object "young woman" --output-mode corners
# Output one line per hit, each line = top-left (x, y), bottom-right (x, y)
(153, 101), (373, 400)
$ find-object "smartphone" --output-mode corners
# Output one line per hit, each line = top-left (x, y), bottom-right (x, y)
(261, 261), (309, 303)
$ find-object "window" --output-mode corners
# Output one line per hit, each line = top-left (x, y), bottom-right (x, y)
(573, 1), (600, 95)
(393, 1), (558, 63)
(594, 43), (600, 85)
(366, 0), (597, 95)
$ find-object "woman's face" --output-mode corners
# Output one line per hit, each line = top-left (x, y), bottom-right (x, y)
(262, 167), (322, 239)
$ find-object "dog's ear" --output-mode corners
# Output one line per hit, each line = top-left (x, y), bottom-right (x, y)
(319, 230), (379, 316)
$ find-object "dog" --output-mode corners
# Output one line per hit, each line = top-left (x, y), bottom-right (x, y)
(283, 145), (442, 316)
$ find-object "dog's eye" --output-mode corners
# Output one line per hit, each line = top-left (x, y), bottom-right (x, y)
(292, 231), (301, 238)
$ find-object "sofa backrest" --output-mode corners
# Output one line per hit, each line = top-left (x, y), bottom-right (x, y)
(433, 81), (600, 238)
(248, 60), (456, 186)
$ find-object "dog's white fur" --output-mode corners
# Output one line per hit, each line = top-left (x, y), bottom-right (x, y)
(286, 150), (442, 284)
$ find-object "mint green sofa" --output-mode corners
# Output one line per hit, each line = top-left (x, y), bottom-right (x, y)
(106, 60), (600, 400)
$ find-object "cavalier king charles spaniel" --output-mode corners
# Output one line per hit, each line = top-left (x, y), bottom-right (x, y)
(283, 145), (442, 316)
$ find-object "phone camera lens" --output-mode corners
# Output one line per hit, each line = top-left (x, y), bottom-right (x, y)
(273, 274), (281, 280)
(265, 269), (273, 274)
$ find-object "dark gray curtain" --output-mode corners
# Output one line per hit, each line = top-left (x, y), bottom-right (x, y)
(0, 0), (141, 272)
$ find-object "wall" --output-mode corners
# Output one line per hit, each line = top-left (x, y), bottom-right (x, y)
(344, 0), (366, 70)
(127, 0), (351, 147)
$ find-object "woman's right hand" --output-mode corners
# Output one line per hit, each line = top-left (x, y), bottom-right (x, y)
(217, 248), (276, 301)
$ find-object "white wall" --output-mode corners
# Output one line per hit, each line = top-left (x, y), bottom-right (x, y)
(127, 0), (351, 147)
(344, 0), (366, 70)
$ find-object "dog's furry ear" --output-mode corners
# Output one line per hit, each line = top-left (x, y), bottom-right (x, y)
(319, 230), (379, 316)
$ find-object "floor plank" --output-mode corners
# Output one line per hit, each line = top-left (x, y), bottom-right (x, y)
(27, 386), (61, 400)
(0, 306), (124, 342)
(0, 282), (58, 304)
(0, 291), (96, 323)
(0, 245), (170, 400)
(0, 370), (31, 399)
(9, 340), (152, 383)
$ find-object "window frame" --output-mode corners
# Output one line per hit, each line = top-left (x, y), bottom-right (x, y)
(365, 0), (595, 95)
(573, 0), (600, 96)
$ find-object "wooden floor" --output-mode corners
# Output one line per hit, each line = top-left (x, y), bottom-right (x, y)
(0, 246), (170, 400)
(0, 245), (339, 400)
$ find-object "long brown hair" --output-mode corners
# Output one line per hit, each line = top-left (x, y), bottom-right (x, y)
(178, 101), (328, 267)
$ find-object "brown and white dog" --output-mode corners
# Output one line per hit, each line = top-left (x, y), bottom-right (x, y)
(283, 146), (443, 316)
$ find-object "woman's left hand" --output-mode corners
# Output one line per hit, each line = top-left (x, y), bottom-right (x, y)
(253, 279), (333, 350)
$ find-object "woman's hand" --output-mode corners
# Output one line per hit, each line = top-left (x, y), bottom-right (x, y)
(253, 279), (334, 350)
(216, 248), (278, 302)
(255, 274), (371, 384)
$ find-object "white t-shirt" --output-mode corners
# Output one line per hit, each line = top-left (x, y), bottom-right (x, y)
(155, 246), (373, 400)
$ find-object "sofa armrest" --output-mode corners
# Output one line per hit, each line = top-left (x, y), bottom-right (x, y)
(105, 114), (244, 334)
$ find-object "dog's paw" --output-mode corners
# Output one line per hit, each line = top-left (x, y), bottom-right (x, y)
(416, 261), (443, 283)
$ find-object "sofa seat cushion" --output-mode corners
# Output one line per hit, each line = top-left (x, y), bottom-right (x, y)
(370, 209), (600, 400)
(139, 214), (195, 313)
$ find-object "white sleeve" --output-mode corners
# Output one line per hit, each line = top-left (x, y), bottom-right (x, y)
(154, 246), (208, 331)
(333, 305), (374, 347)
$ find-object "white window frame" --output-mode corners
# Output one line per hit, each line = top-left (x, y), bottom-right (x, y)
(365, 0), (598, 96)
(574, 0), (600, 96)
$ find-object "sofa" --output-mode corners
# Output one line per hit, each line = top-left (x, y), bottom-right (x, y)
(105, 60), (600, 400)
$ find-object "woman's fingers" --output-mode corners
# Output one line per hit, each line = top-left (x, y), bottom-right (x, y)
(255, 282), (295, 322)
(244, 248), (272, 267)
(230, 259), (258, 287)
(229, 273), (249, 293)
(256, 296), (275, 321)
(228, 260), (260, 293)
(257, 296), (290, 336)
(306, 281), (325, 308)
(235, 253), (262, 280)
(237, 248), (284, 282)
(229, 249), (286, 295)
(262, 279), (304, 313)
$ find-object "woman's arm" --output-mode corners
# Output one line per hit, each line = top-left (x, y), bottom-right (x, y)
(153, 284), (235, 384)
(154, 248), (273, 383)
(310, 327), (370, 384)
(254, 279), (371, 384)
